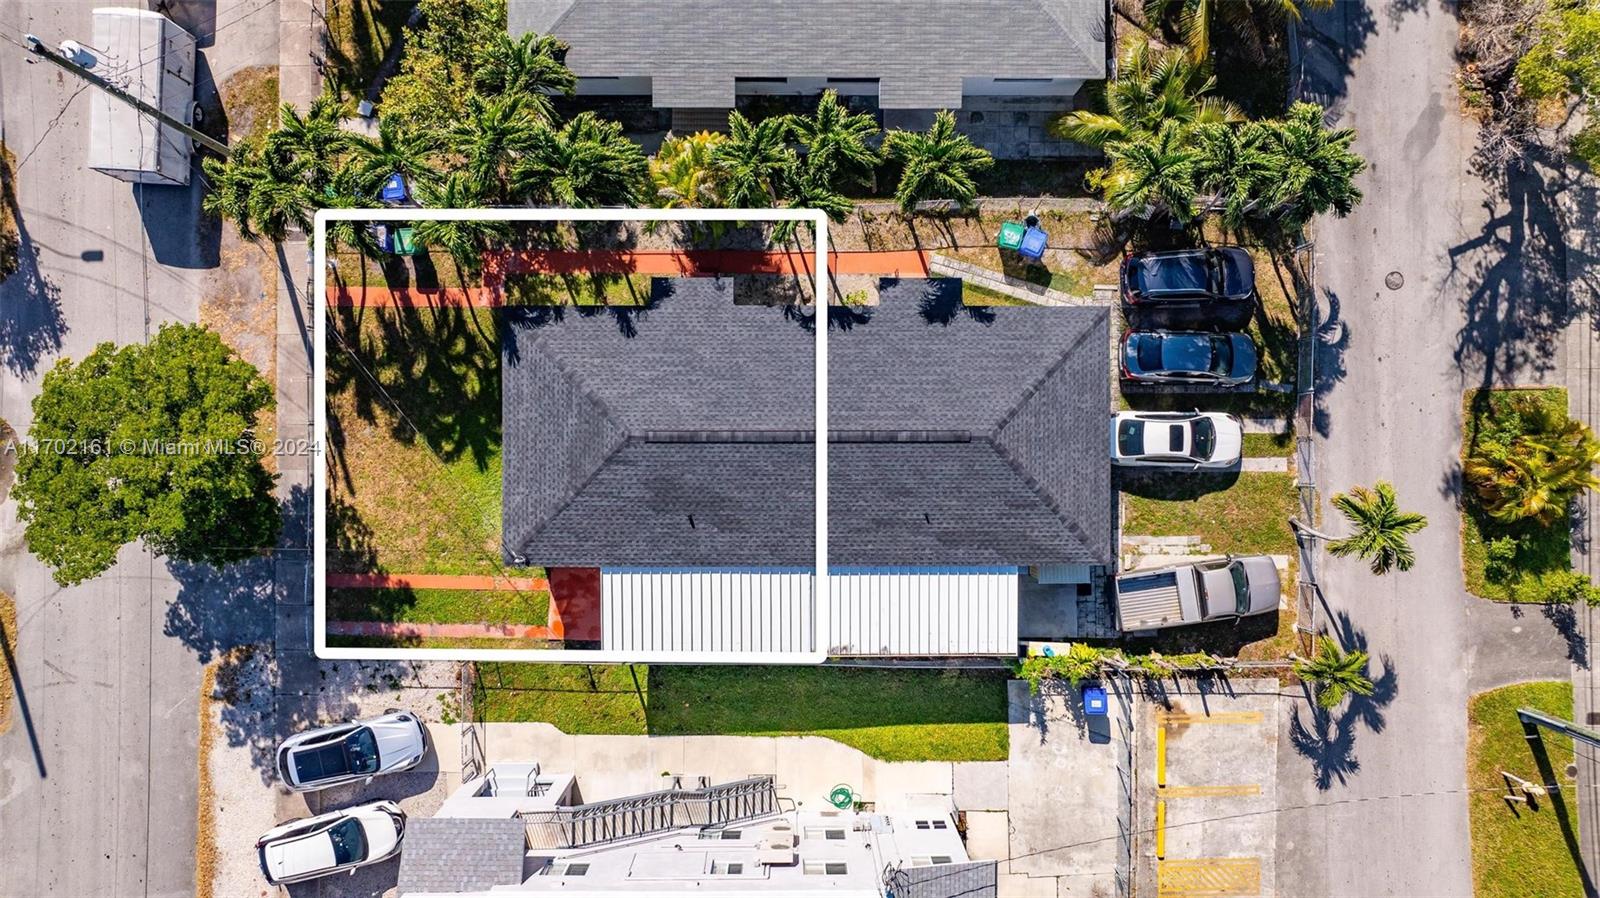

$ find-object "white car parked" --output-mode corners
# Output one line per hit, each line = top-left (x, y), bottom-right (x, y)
(257, 800), (406, 885)
(275, 711), (428, 792)
(1110, 411), (1242, 469)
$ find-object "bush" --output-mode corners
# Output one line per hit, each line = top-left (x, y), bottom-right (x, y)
(1484, 535), (1522, 584)
(1464, 391), (1600, 525)
(1510, 569), (1600, 607)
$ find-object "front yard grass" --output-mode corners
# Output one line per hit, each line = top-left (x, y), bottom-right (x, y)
(0, 142), (18, 282)
(1120, 472), (1301, 660)
(323, 0), (415, 101)
(503, 272), (652, 306)
(1242, 430), (1295, 458)
(1468, 681), (1585, 898)
(326, 306), (511, 576)
(328, 587), (549, 627)
(476, 664), (1011, 762)
(1460, 388), (1574, 601)
(962, 281), (1035, 306)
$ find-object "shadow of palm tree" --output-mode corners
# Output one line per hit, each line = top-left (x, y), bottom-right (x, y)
(1290, 611), (1400, 790)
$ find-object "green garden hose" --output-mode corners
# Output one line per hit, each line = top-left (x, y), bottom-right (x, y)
(828, 784), (856, 809)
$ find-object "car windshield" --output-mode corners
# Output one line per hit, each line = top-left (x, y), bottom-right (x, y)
(1230, 562), (1250, 614)
(1191, 418), (1216, 460)
(1117, 419), (1145, 455)
(344, 728), (380, 776)
(1209, 336), (1233, 374)
(327, 818), (369, 866)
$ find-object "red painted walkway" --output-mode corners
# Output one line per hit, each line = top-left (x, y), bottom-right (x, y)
(326, 567), (602, 643)
(326, 249), (932, 307)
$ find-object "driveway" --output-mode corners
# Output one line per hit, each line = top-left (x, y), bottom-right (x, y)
(0, 1), (277, 895)
(1284, 1), (1575, 896)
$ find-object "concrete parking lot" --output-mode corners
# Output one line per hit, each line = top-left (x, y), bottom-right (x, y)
(1135, 679), (1280, 898)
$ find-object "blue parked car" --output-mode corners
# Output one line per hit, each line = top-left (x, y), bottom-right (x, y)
(1120, 330), (1258, 386)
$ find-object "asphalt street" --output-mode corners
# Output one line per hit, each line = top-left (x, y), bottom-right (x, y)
(1279, 2), (1570, 896)
(0, 1), (277, 896)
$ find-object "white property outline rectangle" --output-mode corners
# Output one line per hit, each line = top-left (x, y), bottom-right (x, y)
(313, 207), (830, 664)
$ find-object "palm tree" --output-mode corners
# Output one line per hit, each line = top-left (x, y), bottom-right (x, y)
(264, 93), (350, 191)
(1049, 41), (1243, 147)
(773, 154), (854, 242)
(451, 93), (539, 200)
(789, 89), (880, 190)
(1192, 121), (1280, 230)
(350, 117), (440, 198)
(1327, 481), (1428, 575)
(413, 173), (509, 274)
(471, 32), (577, 120)
(202, 144), (315, 242)
(1099, 120), (1199, 222)
(650, 131), (727, 208)
(1145, 0), (1335, 61)
(202, 145), (269, 240)
(513, 112), (649, 207)
(881, 109), (994, 215)
(1294, 635), (1375, 710)
(711, 112), (796, 208)
(1465, 418), (1600, 525)
(1260, 102), (1365, 230)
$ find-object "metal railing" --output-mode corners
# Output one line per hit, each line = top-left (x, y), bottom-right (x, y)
(520, 775), (779, 849)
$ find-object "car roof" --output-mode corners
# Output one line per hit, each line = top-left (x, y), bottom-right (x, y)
(1130, 251), (1212, 295)
(264, 823), (338, 877)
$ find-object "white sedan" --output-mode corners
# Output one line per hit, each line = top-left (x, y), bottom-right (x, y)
(275, 711), (429, 792)
(257, 801), (405, 885)
(1110, 411), (1242, 469)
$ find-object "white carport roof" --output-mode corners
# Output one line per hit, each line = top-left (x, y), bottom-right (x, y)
(600, 568), (1019, 658)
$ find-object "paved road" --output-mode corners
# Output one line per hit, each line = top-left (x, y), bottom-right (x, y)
(1276, 2), (1560, 895)
(0, 1), (276, 896)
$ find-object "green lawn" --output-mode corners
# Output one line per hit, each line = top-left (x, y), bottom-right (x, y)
(1468, 681), (1585, 898)
(962, 281), (1034, 306)
(1122, 472), (1299, 556)
(323, 0), (416, 101)
(503, 272), (653, 306)
(476, 664), (1011, 762)
(328, 587), (549, 627)
(1461, 388), (1574, 601)
(1242, 430), (1296, 458)
(326, 306), (509, 576)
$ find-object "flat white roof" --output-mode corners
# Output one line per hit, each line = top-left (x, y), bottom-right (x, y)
(87, 8), (195, 180)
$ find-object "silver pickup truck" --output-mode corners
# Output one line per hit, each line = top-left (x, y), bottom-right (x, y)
(1114, 555), (1281, 632)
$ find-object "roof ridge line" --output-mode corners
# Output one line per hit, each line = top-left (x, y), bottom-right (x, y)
(989, 307), (1106, 436)
(516, 430), (630, 559)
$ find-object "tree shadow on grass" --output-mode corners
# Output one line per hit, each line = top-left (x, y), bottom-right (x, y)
(1115, 468), (1242, 501)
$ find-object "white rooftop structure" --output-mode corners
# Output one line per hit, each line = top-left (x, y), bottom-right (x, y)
(87, 7), (196, 186)
(397, 765), (996, 898)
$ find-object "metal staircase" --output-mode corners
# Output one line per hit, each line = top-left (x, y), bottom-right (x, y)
(521, 775), (778, 849)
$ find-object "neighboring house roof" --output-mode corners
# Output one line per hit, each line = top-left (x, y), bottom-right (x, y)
(396, 818), (527, 896)
(501, 278), (1112, 569)
(507, 0), (1106, 109)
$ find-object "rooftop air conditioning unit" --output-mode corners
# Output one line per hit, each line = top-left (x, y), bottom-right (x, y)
(757, 847), (798, 867)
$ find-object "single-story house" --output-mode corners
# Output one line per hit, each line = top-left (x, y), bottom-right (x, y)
(506, 0), (1108, 157)
(501, 278), (1112, 658)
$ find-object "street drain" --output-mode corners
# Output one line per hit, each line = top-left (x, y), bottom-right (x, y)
(1384, 270), (1404, 290)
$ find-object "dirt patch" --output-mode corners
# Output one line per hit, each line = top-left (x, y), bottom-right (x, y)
(201, 233), (278, 473)
(0, 142), (18, 283)
(0, 590), (15, 735)
(217, 67), (279, 150)
(195, 661), (219, 898)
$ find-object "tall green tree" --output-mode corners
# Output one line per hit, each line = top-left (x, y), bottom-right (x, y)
(649, 131), (727, 208)
(1259, 102), (1365, 230)
(350, 117), (440, 196)
(789, 89), (880, 190)
(1327, 481), (1428, 575)
(513, 112), (649, 207)
(1145, 0), (1335, 61)
(1049, 41), (1242, 147)
(472, 31), (576, 117)
(379, 0), (507, 131)
(451, 93), (538, 199)
(1293, 635), (1376, 710)
(1192, 120), (1279, 229)
(13, 324), (280, 586)
(711, 112), (796, 208)
(1098, 119), (1199, 222)
(413, 173), (509, 273)
(881, 109), (994, 214)
(1515, 0), (1600, 165)
(1465, 410), (1600, 526)
(263, 93), (351, 192)
(202, 144), (315, 242)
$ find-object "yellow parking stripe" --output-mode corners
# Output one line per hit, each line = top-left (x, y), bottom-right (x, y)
(1155, 799), (1167, 859)
(1157, 711), (1264, 726)
(1160, 784), (1261, 798)
(1158, 857), (1262, 896)
(1157, 725), (1168, 787)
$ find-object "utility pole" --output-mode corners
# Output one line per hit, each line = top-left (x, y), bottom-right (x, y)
(1518, 706), (1600, 750)
(22, 33), (229, 156)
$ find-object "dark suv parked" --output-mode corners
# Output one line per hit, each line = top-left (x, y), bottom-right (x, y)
(1120, 247), (1255, 329)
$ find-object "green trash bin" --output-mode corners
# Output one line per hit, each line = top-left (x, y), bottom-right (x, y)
(997, 220), (1026, 251)
(389, 226), (419, 256)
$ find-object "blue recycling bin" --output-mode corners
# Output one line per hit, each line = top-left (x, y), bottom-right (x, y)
(379, 172), (410, 205)
(1082, 684), (1108, 717)
(1018, 226), (1048, 261)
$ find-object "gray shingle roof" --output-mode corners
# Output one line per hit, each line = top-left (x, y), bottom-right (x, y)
(501, 278), (1111, 568)
(893, 860), (1000, 898)
(508, 1), (1106, 109)
(395, 818), (526, 896)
